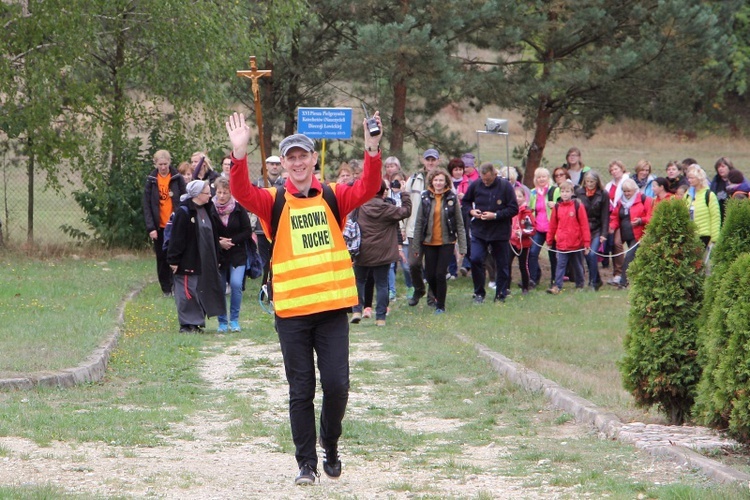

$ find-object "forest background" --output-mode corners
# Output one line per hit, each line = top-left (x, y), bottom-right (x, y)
(2, 0), (750, 248)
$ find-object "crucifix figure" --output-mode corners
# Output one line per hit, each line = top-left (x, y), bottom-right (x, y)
(237, 56), (273, 186)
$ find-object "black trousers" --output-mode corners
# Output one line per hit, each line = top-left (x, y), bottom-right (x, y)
(152, 228), (172, 294)
(275, 309), (350, 468)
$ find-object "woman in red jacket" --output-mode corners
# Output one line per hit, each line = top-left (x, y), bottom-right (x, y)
(546, 180), (591, 294)
(510, 185), (536, 295)
(609, 178), (653, 290)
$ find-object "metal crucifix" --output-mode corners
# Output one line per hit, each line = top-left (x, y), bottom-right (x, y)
(237, 56), (273, 186)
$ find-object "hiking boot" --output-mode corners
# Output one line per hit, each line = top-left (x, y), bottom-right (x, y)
(408, 290), (425, 306)
(376, 319), (386, 327)
(319, 438), (341, 479)
(217, 323), (228, 333)
(350, 312), (362, 324)
(295, 463), (319, 485)
(229, 321), (241, 332)
(426, 293), (437, 307)
(546, 285), (561, 295)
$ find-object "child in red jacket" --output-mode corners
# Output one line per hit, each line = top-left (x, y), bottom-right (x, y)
(546, 180), (591, 294)
(510, 185), (536, 295)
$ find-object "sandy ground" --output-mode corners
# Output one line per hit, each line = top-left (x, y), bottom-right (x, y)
(0, 334), (700, 499)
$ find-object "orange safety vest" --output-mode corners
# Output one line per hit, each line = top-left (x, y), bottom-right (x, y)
(270, 188), (357, 317)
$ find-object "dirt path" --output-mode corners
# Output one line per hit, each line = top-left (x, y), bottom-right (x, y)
(0, 334), (699, 498)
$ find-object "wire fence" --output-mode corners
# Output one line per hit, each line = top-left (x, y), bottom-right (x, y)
(1, 155), (88, 247)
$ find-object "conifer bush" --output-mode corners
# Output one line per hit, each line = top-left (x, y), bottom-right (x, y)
(619, 200), (704, 425)
(694, 254), (750, 441)
(695, 200), (750, 430)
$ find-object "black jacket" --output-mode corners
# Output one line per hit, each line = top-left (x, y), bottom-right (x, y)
(209, 203), (254, 269)
(166, 200), (221, 275)
(575, 186), (609, 236)
(461, 176), (518, 241)
(143, 167), (186, 232)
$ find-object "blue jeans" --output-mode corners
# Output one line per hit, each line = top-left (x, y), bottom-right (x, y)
(554, 250), (584, 289)
(354, 264), (391, 320)
(399, 243), (413, 288)
(218, 264), (245, 324)
(388, 262), (396, 295)
(586, 231), (603, 287)
(529, 231), (556, 286)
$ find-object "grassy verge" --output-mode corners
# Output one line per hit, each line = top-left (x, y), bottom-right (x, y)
(0, 251), (154, 376)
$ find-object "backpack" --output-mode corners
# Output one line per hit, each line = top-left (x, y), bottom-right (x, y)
(162, 205), (189, 251)
(342, 208), (361, 257)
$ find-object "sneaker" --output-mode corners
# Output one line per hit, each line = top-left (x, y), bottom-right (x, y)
(434, 308), (445, 314)
(488, 281), (497, 289)
(608, 275), (621, 285)
(617, 283), (629, 290)
(217, 323), (228, 333)
(459, 267), (469, 277)
(179, 326), (194, 333)
(406, 287), (415, 299)
(408, 290), (425, 306)
(494, 295), (505, 303)
(229, 321), (241, 332)
(595, 280), (603, 291)
(362, 307), (373, 319)
(162, 291), (173, 298)
(521, 289), (529, 295)
(546, 285), (561, 295)
(426, 294), (436, 307)
(319, 438), (341, 479)
(473, 295), (485, 304)
(375, 319), (386, 327)
(350, 312), (362, 324)
(389, 290), (397, 300)
(295, 463), (319, 485)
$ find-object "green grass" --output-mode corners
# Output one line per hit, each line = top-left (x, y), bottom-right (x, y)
(0, 252), (154, 375)
(1, 254), (749, 497)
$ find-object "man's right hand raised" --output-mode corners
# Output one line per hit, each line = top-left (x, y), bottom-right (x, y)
(226, 112), (251, 160)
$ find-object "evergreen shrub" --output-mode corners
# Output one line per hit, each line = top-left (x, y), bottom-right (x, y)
(619, 199), (704, 424)
(695, 200), (750, 431)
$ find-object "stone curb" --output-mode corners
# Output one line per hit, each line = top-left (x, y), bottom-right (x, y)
(462, 336), (750, 485)
(0, 283), (149, 392)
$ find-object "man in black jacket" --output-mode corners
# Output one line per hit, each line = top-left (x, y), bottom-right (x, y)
(143, 149), (186, 296)
(462, 163), (518, 303)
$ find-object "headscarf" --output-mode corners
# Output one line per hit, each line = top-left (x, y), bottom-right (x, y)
(212, 194), (236, 227)
(181, 180), (206, 202)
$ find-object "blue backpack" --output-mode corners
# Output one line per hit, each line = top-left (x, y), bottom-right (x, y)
(162, 205), (189, 252)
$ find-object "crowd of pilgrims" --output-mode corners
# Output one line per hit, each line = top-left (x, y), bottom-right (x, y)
(146, 147), (744, 331)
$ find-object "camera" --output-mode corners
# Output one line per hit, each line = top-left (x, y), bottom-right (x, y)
(390, 179), (401, 189)
(362, 103), (381, 137)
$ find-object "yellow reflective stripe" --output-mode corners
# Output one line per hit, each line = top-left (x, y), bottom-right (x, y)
(273, 249), (352, 274)
(274, 286), (357, 312)
(273, 268), (354, 294)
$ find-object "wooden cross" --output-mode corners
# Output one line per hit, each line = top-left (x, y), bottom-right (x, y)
(237, 56), (273, 186)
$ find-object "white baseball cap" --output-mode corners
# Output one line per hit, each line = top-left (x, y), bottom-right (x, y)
(266, 155), (281, 163)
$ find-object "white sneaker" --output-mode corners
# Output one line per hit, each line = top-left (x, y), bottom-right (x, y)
(608, 275), (621, 285)
(488, 281), (497, 289)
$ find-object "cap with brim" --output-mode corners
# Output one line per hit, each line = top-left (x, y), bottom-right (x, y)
(266, 155), (281, 163)
(423, 148), (439, 159)
(461, 153), (476, 167)
(279, 134), (315, 156)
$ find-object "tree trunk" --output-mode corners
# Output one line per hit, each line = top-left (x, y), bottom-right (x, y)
(390, 72), (407, 157)
(524, 97), (552, 189)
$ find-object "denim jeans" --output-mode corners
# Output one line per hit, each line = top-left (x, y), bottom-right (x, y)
(529, 231), (556, 286)
(554, 250), (584, 289)
(586, 230), (603, 287)
(217, 264), (245, 324)
(400, 243), (413, 288)
(354, 264), (391, 320)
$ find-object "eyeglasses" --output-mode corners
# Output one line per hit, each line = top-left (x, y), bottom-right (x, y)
(554, 173), (566, 178)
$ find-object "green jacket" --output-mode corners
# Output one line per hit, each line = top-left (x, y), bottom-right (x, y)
(685, 187), (721, 243)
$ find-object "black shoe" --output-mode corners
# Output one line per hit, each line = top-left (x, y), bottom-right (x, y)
(295, 463), (319, 485)
(319, 438), (341, 479)
(408, 290), (425, 306)
(494, 295), (505, 303)
(473, 295), (484, 304)
(426, 294), (436, 307)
